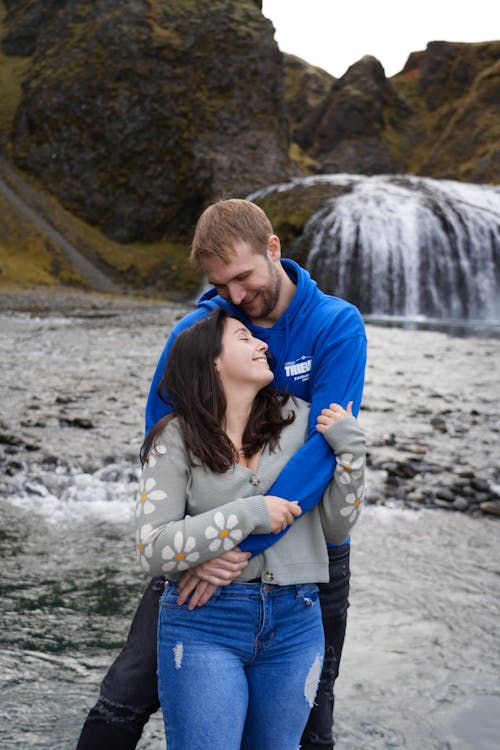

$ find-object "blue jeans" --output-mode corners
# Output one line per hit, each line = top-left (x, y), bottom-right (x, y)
(76, 545), (350, 750)
(158, 581), (324, 750)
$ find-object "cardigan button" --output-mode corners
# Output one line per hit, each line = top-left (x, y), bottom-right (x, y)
(250, 474), (260, 486)
(263, 570), (274, 582)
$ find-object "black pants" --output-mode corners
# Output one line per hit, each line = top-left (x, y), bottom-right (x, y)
(301, 544), (351, 749)
(76, 545), (350, 750)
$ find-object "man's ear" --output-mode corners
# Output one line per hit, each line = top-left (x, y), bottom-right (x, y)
(267, 234), (281, 261)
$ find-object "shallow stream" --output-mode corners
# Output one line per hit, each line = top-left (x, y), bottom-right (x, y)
(0, 295), (499, 749)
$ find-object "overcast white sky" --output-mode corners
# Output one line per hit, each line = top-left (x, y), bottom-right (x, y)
(262, 0), (499, 78)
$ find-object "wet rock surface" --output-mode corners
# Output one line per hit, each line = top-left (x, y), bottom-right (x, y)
(0, 288), (499, 520)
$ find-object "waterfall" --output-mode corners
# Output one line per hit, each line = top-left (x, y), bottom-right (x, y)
(249, 175), (500, 322)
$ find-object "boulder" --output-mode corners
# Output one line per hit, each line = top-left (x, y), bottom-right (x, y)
(296, 55), (409, 174)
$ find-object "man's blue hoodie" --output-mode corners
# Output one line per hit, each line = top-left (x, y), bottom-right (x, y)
(145, 259), (366, 555)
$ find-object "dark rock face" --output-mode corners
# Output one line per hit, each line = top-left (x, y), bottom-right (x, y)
(419, 58), (500, 182)
(296, 56), (408, 174)
(282, 53), (335, 140)
(1, 0), (65, 56)
(396, 41), (500, 183)
(9, 0), (290, 242)
(293, 41), (500, 184)
(403, 40), (498, 111)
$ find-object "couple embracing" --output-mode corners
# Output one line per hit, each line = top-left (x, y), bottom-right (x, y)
(78, 198), (367, 750)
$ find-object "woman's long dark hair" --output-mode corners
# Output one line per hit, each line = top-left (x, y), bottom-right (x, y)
(141, 308), (295, 472)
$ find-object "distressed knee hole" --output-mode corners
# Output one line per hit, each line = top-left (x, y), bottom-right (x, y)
(304, 653), (322, 708)
(173, 641), (183, 669)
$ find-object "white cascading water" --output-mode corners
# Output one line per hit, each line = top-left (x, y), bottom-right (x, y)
(249, 175), (500, 322)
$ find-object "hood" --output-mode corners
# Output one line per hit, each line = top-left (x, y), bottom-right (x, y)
(195, 259), (318, 327)
(195, 259), (319, 379)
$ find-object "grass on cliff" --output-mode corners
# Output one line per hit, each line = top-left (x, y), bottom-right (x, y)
(0, 163), (202, 296)
(43, 194), (201, 297)
(0, 192), (85, 287)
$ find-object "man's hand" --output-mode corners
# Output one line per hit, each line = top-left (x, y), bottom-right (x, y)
(177, 547), (251, 609)
(176, 579), (218, 610)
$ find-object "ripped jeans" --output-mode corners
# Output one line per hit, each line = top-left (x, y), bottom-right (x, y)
(76, 544), (350, 750)
(157, 581), (324, 750)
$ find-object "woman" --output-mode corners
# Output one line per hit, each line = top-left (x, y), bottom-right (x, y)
(135, 308), (365, 750)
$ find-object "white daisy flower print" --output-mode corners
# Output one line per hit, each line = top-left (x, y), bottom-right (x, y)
(136, 476), (167, 517)
(146, 442), (167, 468)
(336, 453), (365, 484)
(205, 511), (243, 552)
(136, 523), (154, 572)
(340, 486), (365, 523)
(161, 531), (200, 572)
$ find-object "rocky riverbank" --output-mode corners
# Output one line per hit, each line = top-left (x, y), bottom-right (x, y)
(1, 286), (499, 520)
(0, 286), (174, 315)
(360, 319), (500, 518)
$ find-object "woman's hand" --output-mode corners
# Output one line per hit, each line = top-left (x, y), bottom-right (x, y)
(264, 495), (302, 533)
(316, 401), (353, 433)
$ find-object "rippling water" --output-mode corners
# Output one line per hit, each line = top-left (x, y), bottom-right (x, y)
(1, 496), (499, 750)
(336, 507), (500, 750)
(1, 301), (499, 749)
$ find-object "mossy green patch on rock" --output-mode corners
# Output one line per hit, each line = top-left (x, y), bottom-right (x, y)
(0, 52), (30, 146)
(0, 158), (202, 295)
(417, 57), (500, 183)
(254, 182), (350, 264)
(0, 191), (85, 287)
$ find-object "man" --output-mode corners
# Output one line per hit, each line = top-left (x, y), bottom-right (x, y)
(77, 199), (366, 750)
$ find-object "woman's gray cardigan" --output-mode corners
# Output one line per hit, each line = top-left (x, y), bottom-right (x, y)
(135, 398), (366, 586)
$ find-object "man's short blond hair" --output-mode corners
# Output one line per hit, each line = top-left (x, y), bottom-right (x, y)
(190, 199), (273, 265)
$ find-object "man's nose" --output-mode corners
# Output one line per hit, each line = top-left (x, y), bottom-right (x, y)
(227, 283), (246, 305)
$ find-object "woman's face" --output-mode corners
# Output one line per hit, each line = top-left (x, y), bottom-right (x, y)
(215, 317), (274, 393)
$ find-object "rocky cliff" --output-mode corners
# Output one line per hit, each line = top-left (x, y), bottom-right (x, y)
(1, 1), (499, 292)
(296, 40), (500, 182)
(7, 0), (289, 242)
(295, 55), (409, 174)
(409, 42), (500, 182)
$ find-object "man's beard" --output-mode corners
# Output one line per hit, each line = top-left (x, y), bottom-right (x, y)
(243, 266), (281, 320)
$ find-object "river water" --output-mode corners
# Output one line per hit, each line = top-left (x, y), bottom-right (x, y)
(0, 291), (499, 749)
